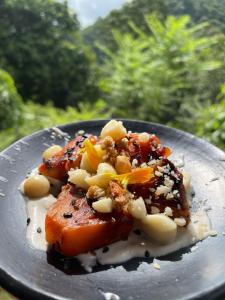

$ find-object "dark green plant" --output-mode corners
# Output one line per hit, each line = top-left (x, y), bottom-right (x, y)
(0, 0), (99, 107)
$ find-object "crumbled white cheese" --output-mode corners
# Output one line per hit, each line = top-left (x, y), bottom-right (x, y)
(164, 206), (173, 217)
(155, 171), (163, 177)
(147, 159), (159, 166)
(157, 166), (165, 173)
(151, 206), (160, 214)
(132, 159), (138, 168)
(166, 192), (174, 200)
(174, 217), (186, 227)
(145, 197), (152, 205)
(208, 230), (218, 237)
(78, 130), (85, 135)
(164, 177), (174, 188)
(155, 185), (171, 196)
(153, 262), (161, 270)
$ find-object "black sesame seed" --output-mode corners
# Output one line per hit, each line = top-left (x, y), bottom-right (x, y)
(27, 218), (31, 226)
(63, 212), (73, 218)
(102, 246), (109, 253)
(133, 229), (141, 236)
(145, 250), (150, 258)
(37, 227), (42, 233)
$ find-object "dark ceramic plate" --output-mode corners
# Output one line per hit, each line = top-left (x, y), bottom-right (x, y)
(0, 120), (225, 300)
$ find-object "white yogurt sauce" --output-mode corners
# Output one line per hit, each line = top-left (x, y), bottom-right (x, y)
(26, 195), (57, 250)
(21, 169), (210, 272)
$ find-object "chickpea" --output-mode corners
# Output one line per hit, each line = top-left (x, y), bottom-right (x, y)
(100, 120), (127, 141)
(23, 174), (50, 198)
(142, 214), (177, 244)
(42, 145), (62, 160)
(115, 155), (132, 174)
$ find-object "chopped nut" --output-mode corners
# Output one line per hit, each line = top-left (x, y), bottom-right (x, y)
(92, 197), (113, 213)
(109, 181), (129, 211)
(128, 197), (147, 220)
(86, 185), (105, 200)
(101, 136), (118, 164)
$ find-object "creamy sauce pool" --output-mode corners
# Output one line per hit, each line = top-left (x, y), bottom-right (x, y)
(20, 169), (210, 273)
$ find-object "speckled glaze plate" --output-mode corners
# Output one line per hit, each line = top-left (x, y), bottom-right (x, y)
(0, 119), (225, 300)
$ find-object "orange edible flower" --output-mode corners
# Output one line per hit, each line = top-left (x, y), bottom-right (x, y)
(110, 167), (154, 186)
(84, 139), (101, 169)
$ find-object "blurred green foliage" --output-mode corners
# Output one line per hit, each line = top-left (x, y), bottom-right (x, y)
(98, 15), (221, 125)
(0, 99), (110, 151)
(0, 69), (23, 130)
(194, 85), (225, 150)
(0, 90), (110, 150)
(0, 0), (99, 107)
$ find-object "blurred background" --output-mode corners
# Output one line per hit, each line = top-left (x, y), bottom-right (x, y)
(1, 0), (225, 153)
(0, 0), (225, 298)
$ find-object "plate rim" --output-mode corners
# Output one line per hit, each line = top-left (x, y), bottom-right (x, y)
(0, 119), (225, 300)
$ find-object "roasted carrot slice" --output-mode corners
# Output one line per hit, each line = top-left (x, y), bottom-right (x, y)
(39, 136), (86, 181)
(45, 184), (133, 256)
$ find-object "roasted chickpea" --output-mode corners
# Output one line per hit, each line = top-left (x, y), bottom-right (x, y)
(115, 155), (131, 174)
(100, 120), (127, 141)
(42, 145), (62, 160)
(23, 175), (50, 198)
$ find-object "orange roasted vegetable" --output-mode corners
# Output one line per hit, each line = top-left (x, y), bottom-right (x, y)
(39, 136), (87, 181)
(45, 184), (133, 256)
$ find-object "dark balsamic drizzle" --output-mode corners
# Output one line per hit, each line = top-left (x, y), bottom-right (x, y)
(102, 246), (109, 253)
(37, 227), (42, 233)
(133, 229), (141, 235)
(145, 250), (150, 258)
